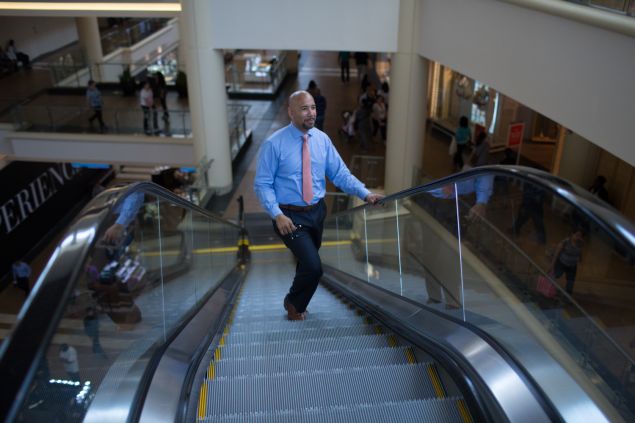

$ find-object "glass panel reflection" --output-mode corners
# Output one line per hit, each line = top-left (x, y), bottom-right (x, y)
(14, 189), (241, 422)
(322, 170), (635, 421)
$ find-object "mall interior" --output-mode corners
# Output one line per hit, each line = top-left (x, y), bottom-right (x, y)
(0, 0), (634, 422)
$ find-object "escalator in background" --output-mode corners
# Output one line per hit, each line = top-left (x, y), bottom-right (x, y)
(0, 166), (634, 422)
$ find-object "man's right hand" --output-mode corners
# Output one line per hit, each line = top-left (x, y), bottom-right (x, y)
(103, 223), (124, 244)
(275, 214), (296, 236)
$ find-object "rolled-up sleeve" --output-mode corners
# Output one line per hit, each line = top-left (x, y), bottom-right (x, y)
(325, 141), (370, 200)
(254, 141), (282, 218)
(474, 175), (494, 204)
(116, 191), (144, 226)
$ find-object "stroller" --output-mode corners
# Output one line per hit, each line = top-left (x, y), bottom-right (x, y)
(339, 110), (355, 141)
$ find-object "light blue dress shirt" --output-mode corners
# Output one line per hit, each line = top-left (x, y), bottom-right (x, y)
(429, 174), (494, 205)
(255, 124), (370, 218)
(115, 191), (144, 226)
(12, 261), (31, 278)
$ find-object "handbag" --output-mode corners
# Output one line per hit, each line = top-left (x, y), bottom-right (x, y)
(536, 273), (557, 298)
(448, 137), (457, 156)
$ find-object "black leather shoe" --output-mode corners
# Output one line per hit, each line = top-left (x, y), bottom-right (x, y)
(284, 297), (304, 321)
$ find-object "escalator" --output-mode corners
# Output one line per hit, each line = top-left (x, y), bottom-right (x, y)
(197, 260), (470, 422)
(1, 166), (634, 422)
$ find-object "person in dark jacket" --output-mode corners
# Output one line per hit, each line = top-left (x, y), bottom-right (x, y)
(307, 80), (327, 131)
(83, 306), (105, 355)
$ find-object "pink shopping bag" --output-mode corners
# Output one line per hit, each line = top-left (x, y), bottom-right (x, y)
(536, 274), (557, 298)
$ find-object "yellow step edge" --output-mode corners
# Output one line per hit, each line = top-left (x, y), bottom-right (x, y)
(427, 364), (446, 398)
(405, 347), (417, 364)
(374, 325), (383, 335)
(457, 399), (473, 423)
(197, 382), (207, 420)
(214, 347), (221, 361)
(387, 335), (398, 347)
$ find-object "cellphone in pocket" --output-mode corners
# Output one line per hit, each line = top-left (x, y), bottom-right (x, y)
(289, 224), (303, 240)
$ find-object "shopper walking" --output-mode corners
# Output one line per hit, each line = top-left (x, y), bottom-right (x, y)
(140, 81), (157, 135)
(254, 91), (383, 320)
(338, 51), (350, 82)
(155, 71), (169, 122)
(307, 80), (327, 131)
(12, 260), (31, 296)
(470, 131), (490, 167)
(354, 52), (368, 79)
(59, 344), (80, 381)
(86, 80), (106, 133)
(372, 95), (387, 142)
(550, 229), (585, 295)
(83, 306), (106, 356)
(453, 116), (471, 171)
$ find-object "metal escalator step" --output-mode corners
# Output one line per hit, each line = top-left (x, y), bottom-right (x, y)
(215, 347), (415, 378)
(235, 291), (348, 303)
(206, 398), (466, 422)
(219, 334), (393, 359)
(232, 306), (353, 318)
(228, 317), (367, 333)
(231, 311), (356, 323)
(225, 324), (375, 344)
(234, 296), (351, 311)
(204, 363), (439, 416)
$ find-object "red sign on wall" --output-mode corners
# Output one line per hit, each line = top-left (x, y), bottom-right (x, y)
(507, 122), (525, 147)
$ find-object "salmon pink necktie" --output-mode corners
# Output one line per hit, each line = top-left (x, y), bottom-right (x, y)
(302, 134), (313, 204)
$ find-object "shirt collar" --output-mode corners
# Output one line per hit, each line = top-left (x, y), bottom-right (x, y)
(288, 123), (314, 140)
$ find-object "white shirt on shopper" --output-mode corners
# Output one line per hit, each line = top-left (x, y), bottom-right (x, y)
(59, 346), (79, 373)
(140, 88), (153, 107)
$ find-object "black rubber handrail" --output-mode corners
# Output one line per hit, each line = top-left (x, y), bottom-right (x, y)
(342, 165), (635, 254)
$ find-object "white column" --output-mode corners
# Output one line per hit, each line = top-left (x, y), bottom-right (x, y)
(75, 17), (103, 80)
(180, 0), (232, 194)
(384, 0), (427, 193)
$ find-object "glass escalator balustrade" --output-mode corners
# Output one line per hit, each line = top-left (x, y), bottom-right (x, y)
(4, 186), (240, 422)
(4, 168), (635, 422)
(321, 168), (635, 423)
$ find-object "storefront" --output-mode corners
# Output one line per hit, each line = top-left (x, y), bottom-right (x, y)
(427, 61), (564, 171)
(224, 50), (288, 97)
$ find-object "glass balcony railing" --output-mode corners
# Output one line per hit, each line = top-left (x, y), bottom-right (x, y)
(10, 105), (192, 137)
(8, 104), (249, 142)
(321, 166), (635, 422)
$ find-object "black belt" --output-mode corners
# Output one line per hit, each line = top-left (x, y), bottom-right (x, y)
(279, 199), (322, 212)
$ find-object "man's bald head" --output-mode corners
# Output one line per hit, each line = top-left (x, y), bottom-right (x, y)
(288, 90), (316, 132)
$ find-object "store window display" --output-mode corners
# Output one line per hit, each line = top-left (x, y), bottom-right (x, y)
(224, 50), (288, 96)
(146, 50), (178, 85)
